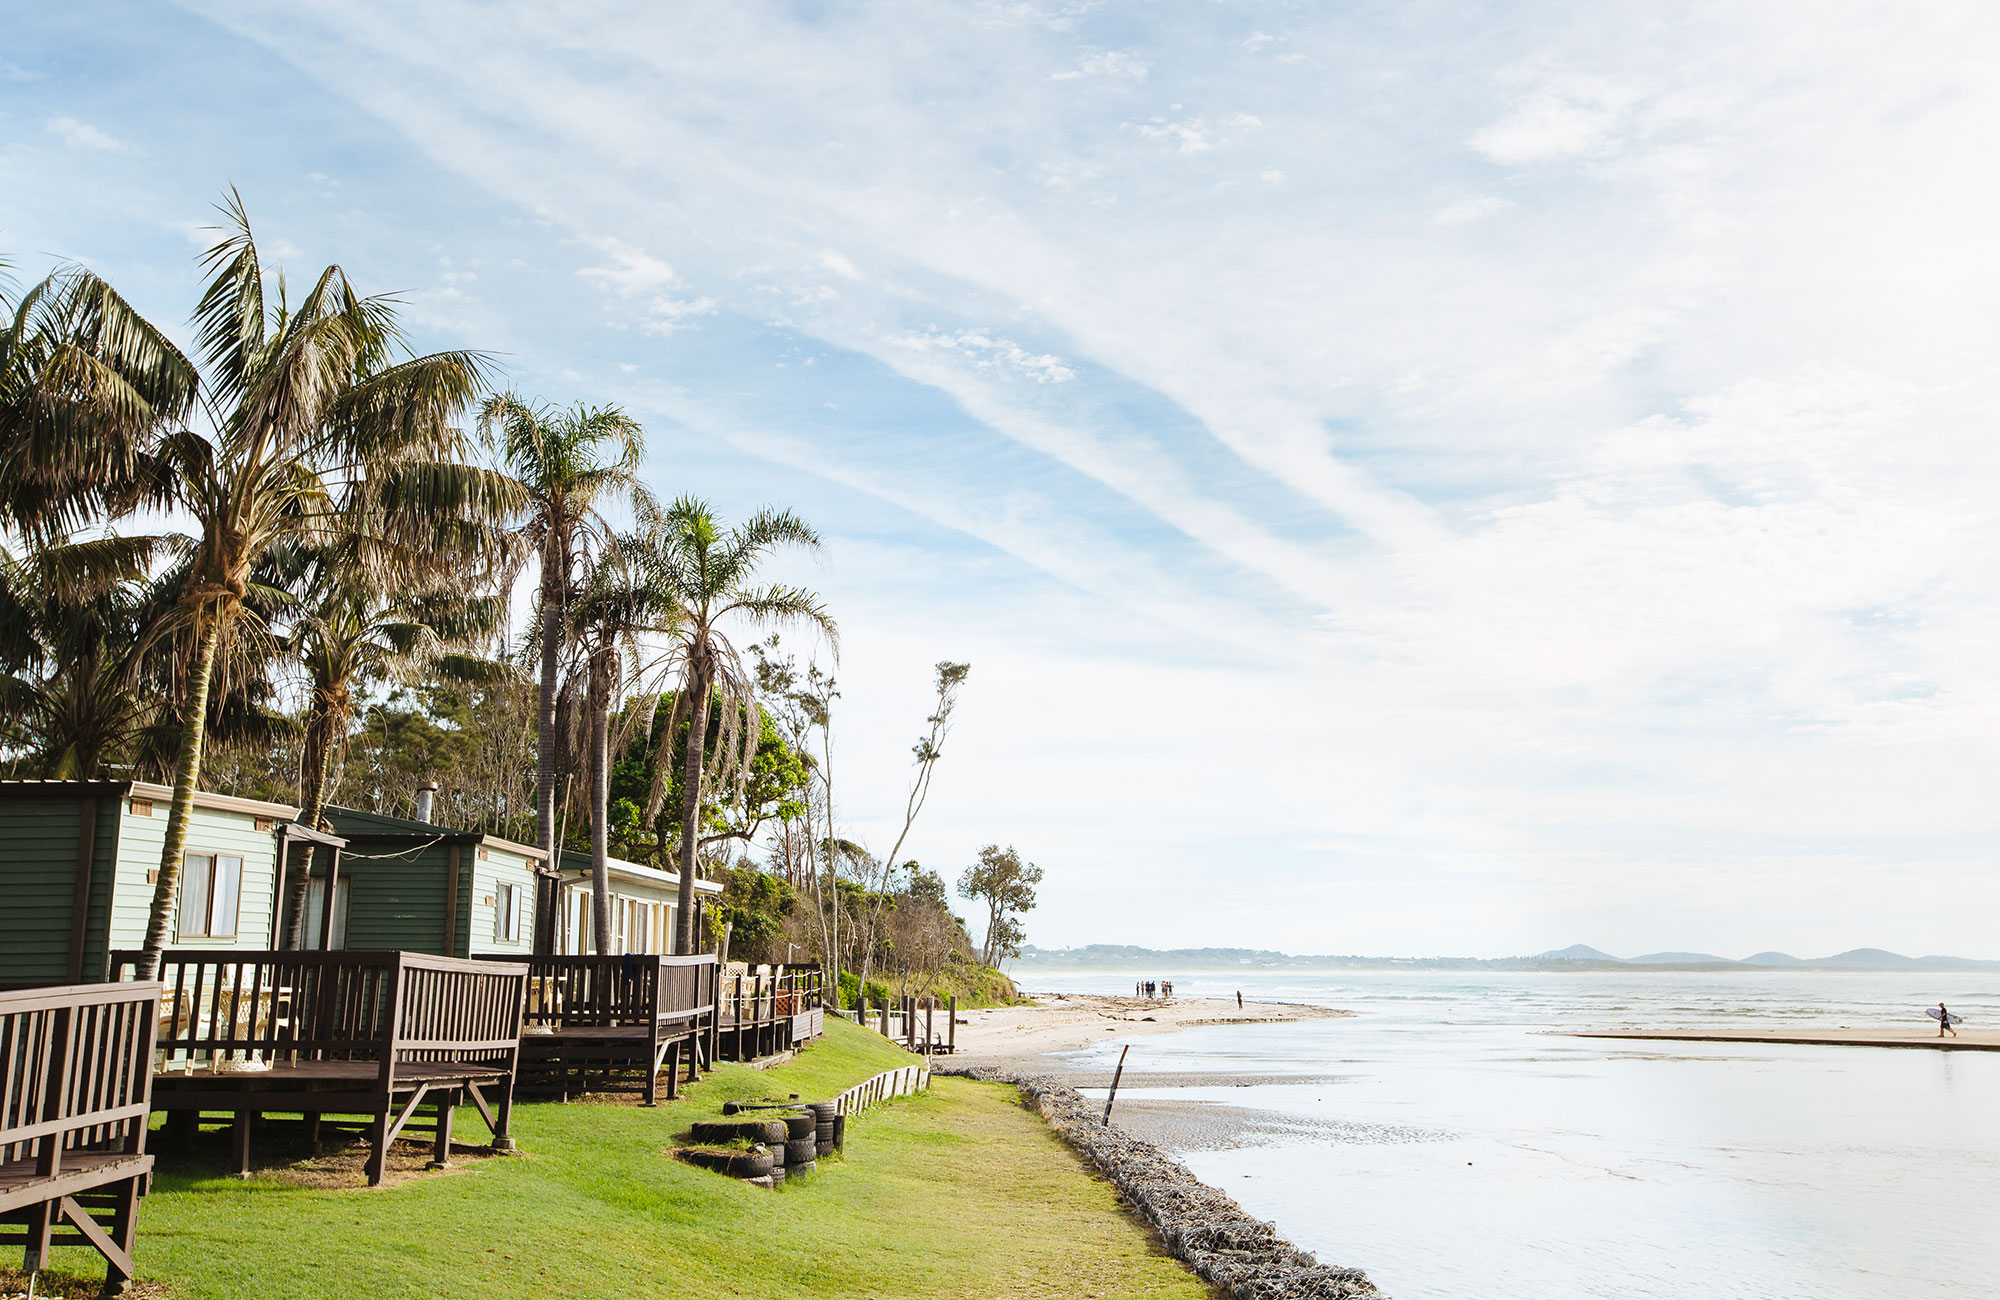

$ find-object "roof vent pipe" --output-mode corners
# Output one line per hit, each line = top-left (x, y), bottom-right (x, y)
(415, 780), (438, 824)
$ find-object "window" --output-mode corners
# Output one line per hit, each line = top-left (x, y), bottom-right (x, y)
(177, 853), (243, 939)
(494, 881), (520, 943)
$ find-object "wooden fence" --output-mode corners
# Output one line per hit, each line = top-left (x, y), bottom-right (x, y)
(832, 995), (956, 1055)
(830, 1064), (931, 1116)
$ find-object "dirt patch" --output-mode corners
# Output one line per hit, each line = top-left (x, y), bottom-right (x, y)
(155, 1119), (505, 1190)
(0, 1267), (172, 1298)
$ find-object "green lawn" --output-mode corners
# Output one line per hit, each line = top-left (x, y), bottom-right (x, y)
(16, 1019), (1208, 1300)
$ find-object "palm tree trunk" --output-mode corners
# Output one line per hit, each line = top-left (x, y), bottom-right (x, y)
(589, 652), (614, 955)
(672, 664), (713, 956)
(536, 552), (562, 869)
(282, 707), (337, 948)
(137, 611), (222, 979)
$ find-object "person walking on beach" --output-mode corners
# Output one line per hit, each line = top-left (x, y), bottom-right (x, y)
(1162, 980), (1173, 998)
(1235, 990), (1243, 1009)
(1938, 1002), (1958, 1037)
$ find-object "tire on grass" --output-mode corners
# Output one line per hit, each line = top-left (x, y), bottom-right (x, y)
(784, 1137), (817, 1166)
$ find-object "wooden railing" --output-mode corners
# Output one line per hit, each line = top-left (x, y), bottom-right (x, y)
(0, 980), (160, 1286)
(718, 964), (825, 1061)
(480, 954), (718, 1104)
(110, 950), (526, 1074)
(500, 953), (720, 1031)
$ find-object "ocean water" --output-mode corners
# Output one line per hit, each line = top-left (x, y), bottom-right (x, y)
(1023, 969), (2000, 1299)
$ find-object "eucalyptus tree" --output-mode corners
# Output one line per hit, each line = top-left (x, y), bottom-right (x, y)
(856, 660), (970, 988)
(4, 197), (517, 977)
(629, 497), (836, 955)
(478, 396), (648, 882)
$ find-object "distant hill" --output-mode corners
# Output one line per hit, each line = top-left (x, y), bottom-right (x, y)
(1011, 943), (2000, 973)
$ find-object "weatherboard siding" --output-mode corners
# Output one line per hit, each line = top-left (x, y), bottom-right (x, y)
(341, 849), (455, 955)
(467, 845), (537, 957)
(109, 798), (280, 953)
(0, 795), (118, 985)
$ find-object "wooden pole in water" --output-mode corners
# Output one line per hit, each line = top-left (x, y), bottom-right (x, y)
(1101, 1044), (1131, 1125)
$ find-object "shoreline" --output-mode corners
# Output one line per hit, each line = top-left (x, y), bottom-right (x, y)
(945, 1062), (1383, 1299)
(1575, 1026), (2000, 1051)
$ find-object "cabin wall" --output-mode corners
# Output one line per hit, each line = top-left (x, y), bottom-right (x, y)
(559, 878), (682, 955)
(339, 847), (454, 956)
(107, 798), (280, 954)
(0, 795), (119, 986)
(466, 846), (538, 957)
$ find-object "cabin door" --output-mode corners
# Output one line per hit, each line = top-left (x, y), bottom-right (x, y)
(301, 878), (350, 949)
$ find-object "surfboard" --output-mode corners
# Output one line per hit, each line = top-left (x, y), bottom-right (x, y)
(1926, 1008), (1964, 1025)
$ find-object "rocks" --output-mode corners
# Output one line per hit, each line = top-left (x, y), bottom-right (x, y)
(945, 1066), (1384, 1300)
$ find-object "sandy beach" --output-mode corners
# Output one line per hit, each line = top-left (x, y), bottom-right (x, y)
(952, 991), (1348, 1075)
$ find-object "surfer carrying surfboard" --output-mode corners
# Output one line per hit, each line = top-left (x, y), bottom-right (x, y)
(1936, 1002), (1958, 1037)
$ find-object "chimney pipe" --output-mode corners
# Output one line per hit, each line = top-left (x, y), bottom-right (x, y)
(415, 780), (438, 824)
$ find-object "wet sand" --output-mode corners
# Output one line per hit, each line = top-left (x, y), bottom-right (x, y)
(952, 991), (1348, 1075)
(1576, 1026), (2000, 1051)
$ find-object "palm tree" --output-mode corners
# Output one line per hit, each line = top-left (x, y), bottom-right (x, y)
(275, 533), (516, 946)
(0, 261), (199, 541)
(629, 497), (836, 955)
(0, 536), (183, 777)
(563, 532), (681, 953)
(478, 397), (648, 893)
(5, 196), (519, 977)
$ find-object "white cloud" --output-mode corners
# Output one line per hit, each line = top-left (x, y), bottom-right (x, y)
(1470, 73), (1642, 166)
(1050, 48), (1149, 81)
(1432, 194), (1512, 224)
(575, 235), (677, 295)
(818, 249), (862, 279)
(895, 328), (1076, 384)
(45, 117), (130, 153)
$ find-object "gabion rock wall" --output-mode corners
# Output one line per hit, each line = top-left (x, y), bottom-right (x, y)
(945, 1066), (1384, 1300)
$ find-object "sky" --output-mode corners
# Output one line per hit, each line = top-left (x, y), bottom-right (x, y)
(6, 1), (2000, 960)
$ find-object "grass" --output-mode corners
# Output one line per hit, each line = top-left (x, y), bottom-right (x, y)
(13, 1018), (1208, 1300)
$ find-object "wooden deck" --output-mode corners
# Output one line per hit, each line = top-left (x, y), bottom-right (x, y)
(0, 980), (160, 1291)
(498, 955), (719, 1105)
(115, 950), (528, 1185)
(716, 966), (825, 1062)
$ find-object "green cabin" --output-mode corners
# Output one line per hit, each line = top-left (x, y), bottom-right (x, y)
(551, 849), (723, 955)
(319, 805), (551, 958)
(0, 779), (300, 987)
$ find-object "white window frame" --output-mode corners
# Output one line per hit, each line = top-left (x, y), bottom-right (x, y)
(177, 852), (243, 939)
(494, 880), (520, 943)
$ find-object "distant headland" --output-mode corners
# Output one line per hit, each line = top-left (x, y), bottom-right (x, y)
(1011, 943), (2000, 974)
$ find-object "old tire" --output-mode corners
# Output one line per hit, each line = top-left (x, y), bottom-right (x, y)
(782, 1113), (816, 1141)
(788, 1158), (816, 1177)
(681, 1148), (735, 1173)
(784, 1137), (817, 1166)
(726, 1147), (774, 1179)
(816, 1139), (835, 1159)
